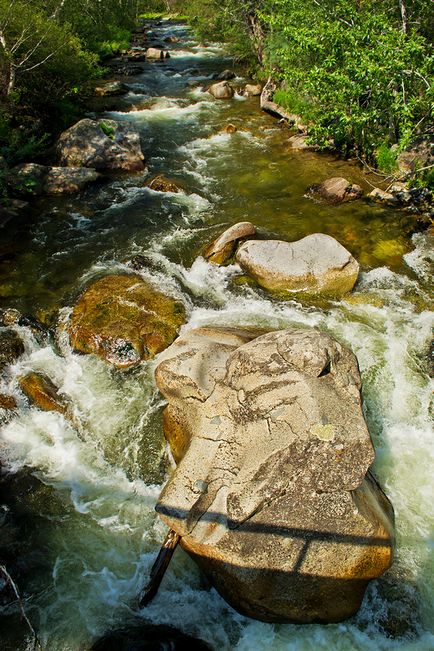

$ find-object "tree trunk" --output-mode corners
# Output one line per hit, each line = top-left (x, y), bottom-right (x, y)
(7, 65), (16, 95)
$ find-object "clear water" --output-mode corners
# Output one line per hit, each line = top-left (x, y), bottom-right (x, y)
(0, 20), (433, 651)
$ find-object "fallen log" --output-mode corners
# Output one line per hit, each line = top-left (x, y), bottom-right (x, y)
(139, 529), (180, 607)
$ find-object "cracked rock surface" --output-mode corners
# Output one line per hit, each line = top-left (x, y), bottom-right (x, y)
(235, 233), (359, 295)
(155, 326), (394, 623)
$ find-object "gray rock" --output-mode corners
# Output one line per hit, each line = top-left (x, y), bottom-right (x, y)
(146, 47), (170, 59)
(155, 327), (394, 623)
(235, 233), (359, 295)
(44, 167), (100, 194)
(57, 119), (145, 172)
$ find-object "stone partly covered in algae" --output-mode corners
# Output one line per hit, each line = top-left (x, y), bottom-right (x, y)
(18, 372), (67, 414)
(203, 221), (257, 265)
(68, 274), (185, 369)
(235, 233), (359, 296)
(154, 326), (394, 623)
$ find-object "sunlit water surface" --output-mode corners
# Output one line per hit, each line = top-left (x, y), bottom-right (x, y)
(0, 19), (433, 651)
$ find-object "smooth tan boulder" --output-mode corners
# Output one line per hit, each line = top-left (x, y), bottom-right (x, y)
(203, 221), (257, 264)
(57, 119), (145, 172)
(68, 275), (185, 369)
(235, 233), (359, 295)
(308, 177), (363, 203)
(244, 83), (262, 96)
(208, 82), (234, 99)
(155, 327), (394, 623)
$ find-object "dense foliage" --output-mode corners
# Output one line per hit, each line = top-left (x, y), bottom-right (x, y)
(0, 0), (142, 170)
(182, 0), (433, 174)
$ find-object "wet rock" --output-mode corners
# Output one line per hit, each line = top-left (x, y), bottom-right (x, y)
(215, 69), (236, 81)
(0, 394), (17, 410)
(221, 123), (237, 134)
(0, 308), (21, 326)
(44, 167), (100, 194)
(0, 329), (25, 370)
(155, 327), (394, 623)
(203, 221), (257, 264)
(208, 81), (234, 100)
(288, 134), (318, 151)
(146, 174), (182, 193)
(91, 624), (211, 651)
(235, 233), (359, 295)
(57, 119), (145, 172)
(164, 36), (180, 43)
(68, 274), (185, 369)
(94, 81), (129, 97)
(368, 188), (398, 205)
(146, 47), (170, 59)
(18, 372), (67, 415)
(308, 177), (363, 203)
(244, 83), (262, 96)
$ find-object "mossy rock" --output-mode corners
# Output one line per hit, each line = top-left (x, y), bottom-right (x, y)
(68, 275), (186, 369)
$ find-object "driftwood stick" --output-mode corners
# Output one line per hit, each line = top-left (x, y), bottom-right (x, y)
(0, 564), (44, 651)
(139, 529), (180, 607)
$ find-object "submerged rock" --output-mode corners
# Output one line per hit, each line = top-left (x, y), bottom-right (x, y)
(235, 233), (359, 295)
(146, 174), (182, 193)
(0, 329), (25, 370)
(203, 221), (257, 264)
(68, 274), (185, 369)
(18, 372), (67, 415)
(221, 123), (238, 134)
(91, 624), (211, 650)
(57, 119), (145, 172)
(308, 177), (363, 203)
(208, 81), (234, 100)
(155, 326), (394, 623)
(288, 134), (318, 151)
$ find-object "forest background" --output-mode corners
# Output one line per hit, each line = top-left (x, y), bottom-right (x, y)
(0, 0), (432, 193)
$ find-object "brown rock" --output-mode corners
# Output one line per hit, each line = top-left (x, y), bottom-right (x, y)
(147, 175), (182, 193)
(18, 372), (67, 414)
(203, 221), (257, 264)
(0, 328), (25, 370)
(369, 188), (398, 205)
(0, 394), (17, 410)
(308, 177), (363, 203)
(155, 327), (394, 623)
(68, 274), (185, 369)
(222, 124), (237, 134)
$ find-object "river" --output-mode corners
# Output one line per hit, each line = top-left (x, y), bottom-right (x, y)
(0, 19), (433, 651)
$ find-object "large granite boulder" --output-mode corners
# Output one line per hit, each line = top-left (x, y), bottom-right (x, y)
(235, 233), (359, 295)
(57, 119), (145, 172)
(154, 327), (394, 623)
(203, 221), (257, 264)
(68, 274), (185, 369)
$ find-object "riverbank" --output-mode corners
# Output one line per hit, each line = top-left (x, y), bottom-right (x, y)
(0, 17), (433, 651)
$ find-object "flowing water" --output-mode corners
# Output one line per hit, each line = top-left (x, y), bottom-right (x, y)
(0, 20), (433, 651)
